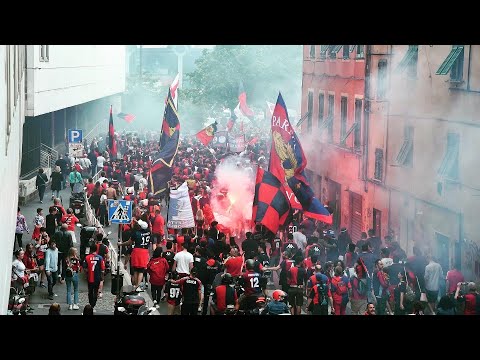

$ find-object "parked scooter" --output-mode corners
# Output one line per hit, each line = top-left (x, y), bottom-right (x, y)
(7, 287), (28, 315)
(70, 192), (86, 218)
(114, 285), (148, 316)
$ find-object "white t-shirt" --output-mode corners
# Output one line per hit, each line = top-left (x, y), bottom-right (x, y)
(98, 177), (107, 185)
(12, 259), (26, 280)
(293, 231), (307, 251)
(173, 250), (194, 274)
(96, 156), (106, 168)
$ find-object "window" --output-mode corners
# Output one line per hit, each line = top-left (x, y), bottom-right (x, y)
(40, 45), (49, 62)
(354, 99), (362, 149)
(349, 45), (356, 53)
(307, 91), (313, 132)
(377, 59), (388, 99)
(310, 45), (316, 59)
(340, 97), (347, 143)
(320, 45), (329, 61)
(327, 95), (334, 142)
(318, 93), (324, 128)
(342, 45), (349, 59)
(395, 45), (418, 78)
(438, 133), (459, 180)
(356, 45), (364, 58)
(436, 45), (464, 82)
(396, 126), (414, 166)
(329, 45), (342, 59)
(374, 148), (384, 181)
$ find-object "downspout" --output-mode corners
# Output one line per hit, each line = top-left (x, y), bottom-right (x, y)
(459, 212), (464, 271)
(385, 45), (393, 234)
(467, 45), (472, 91)
(363, 45), (372, 193)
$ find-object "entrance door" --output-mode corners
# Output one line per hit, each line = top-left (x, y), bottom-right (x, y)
(349, 192), (363, 242)
(328, 180), (342, 231)
(373, 208), (382, 240)
(435, 232), (450, 272)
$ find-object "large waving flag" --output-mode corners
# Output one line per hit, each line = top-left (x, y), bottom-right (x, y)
(167, 182), (195, 229)
(252, 168), (291, 234)
(117, 112), (136, 123)
(160, 90), (180, 150)
(196, 122), (218, 146)
(150, 91), (180, 195)
(108, 105), (117, 159)
(238, 81), (254, 119)
(268, 92), (332, 224)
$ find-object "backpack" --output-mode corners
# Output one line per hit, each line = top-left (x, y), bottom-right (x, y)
(331, 276), (348, 296)
(315, 282), (328, 306)
(353, 276), (369, 296)
(404, 282), (416, 302)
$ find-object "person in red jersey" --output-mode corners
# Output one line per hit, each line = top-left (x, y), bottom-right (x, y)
(307, 273), (333, 315)
(445, 262), (464, 295)
(211, 273), (239, 315)
(150, 209), (165, 251)
(455, 282), (480, 315)
(330, 265), (351, 315)
(224, 247), (243, 277)
(287, 255), (308, 315)
(118, 220), (151, 287)
(147, 247), (170, 306)
(238, 259), (262, 311)
(82, 243), (105, 310)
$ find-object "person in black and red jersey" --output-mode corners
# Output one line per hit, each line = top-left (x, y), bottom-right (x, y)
(238, 259), (262, 311)
(94, 233), (110, 299)
(287, 255), (308, 315)
(263, 251), (296, 303)
(173, 268), (203, 315)
(83, 243), (105, 310)
(118, 219), (151, 287)
(211, 273), (239, 315)
(165, 272), (182, 315)
(306, 271), (333, 315)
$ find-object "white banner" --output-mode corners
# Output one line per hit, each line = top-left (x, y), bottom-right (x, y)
(167, 182), (195, 229)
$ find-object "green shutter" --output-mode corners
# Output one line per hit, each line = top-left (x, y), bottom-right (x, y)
(349, 45), (356, 53)
(331, 45), (343, 54)
(395, 45), (418, 73)
(436, 46), (464, 75)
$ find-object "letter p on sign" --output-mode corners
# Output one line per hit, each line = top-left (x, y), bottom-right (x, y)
(68, 129), (83, 143)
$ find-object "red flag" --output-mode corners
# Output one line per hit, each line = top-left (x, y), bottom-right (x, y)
(196, 122), (218, 146)
(252, 167), (291, 234)
(117, 112), (135, 123)
(269, 93), (332, 224)
(238, 81), (254, 118)
(108, 105), (117, 159)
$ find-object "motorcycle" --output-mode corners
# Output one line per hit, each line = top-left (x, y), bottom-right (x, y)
(70, 192), (86, 218)
(7, 287), (28, 315)
(114, 285), (149, 316)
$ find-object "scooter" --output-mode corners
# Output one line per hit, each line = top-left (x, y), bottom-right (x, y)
(7, 287), (28, 315)
(70, 192), (86, 218)
(114, 285), (148, 316)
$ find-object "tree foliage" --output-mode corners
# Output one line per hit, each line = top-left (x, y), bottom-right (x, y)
(183, 45), (302, 115)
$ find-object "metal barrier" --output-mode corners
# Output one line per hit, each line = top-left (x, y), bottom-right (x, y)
(82, 177), (119, 273)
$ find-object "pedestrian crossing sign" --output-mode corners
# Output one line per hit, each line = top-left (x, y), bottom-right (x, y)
(108, 200), (132, 224)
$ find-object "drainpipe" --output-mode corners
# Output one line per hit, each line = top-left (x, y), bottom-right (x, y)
(363, 45), (372, 193)
(459, 212), (464, 271)
(467, 45), (472, 91)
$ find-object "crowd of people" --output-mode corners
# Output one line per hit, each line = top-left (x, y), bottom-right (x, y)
(12, 124), (480, 315)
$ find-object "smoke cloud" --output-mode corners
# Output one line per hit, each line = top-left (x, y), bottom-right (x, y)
(209, 155), (257, 232)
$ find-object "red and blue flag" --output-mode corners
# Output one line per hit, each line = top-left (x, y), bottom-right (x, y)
(268, 92), (332, 224)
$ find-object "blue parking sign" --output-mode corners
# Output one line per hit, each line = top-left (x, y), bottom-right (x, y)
(108, 200), (132, 224)
(68, 129), (83, 143)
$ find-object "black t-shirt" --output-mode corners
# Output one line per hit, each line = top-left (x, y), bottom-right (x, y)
(193, 255), (208, 284)
(387, 263), (404, 286)
(166, 282), (182, 306)
(163, 250), (175, 271)
(132, 230), (151, 249)
(180, 277), (202, 304)
(394, 281), (407, 305)
(45, 214), (57, 233)
(308, 244), (323, 258)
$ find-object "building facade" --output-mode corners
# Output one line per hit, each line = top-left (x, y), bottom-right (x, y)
(0, 45), (26, 314)
(301, 44), (480, 280)
(21, 45), (125, 177)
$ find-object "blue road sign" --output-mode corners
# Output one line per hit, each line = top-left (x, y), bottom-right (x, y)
(68, 129), (83, 143)
(108, 200), (132, 224)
